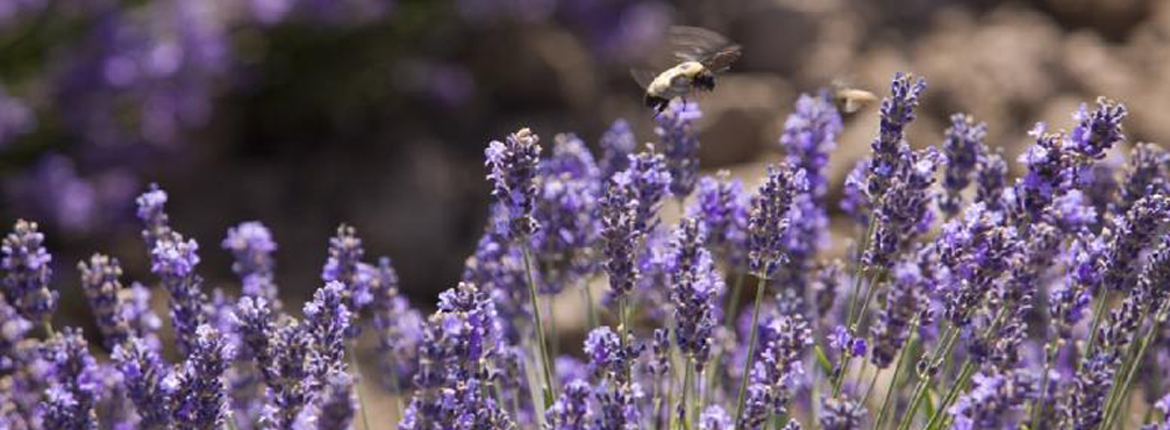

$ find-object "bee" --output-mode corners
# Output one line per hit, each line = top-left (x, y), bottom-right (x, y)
(632, 26), (742, 113)
(830, 81), (878, 114)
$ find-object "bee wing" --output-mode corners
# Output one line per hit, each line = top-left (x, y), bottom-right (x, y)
(630, 69), (658, 90)
(701, 44), (742, 73)
(669, 26), (733, 63)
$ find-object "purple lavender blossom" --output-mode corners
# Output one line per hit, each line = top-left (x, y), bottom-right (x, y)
(975, 147), (1008, 212)
(599, 119), (637, 179)
(583, 326), (640, 382)
(870, 260), (926, 368)
(369, 257), (423, 391)
(1013, 123), (1072, 221)
(261, 319), (313, 428)
(40, 328), (100, 429)
(1, 219), (57, 324)
(687, 172), (750, 269)
(948, 370), (1037, 430)
(595, 381), (643, 430)
(1063, 351), (1114, 430)
(413, 282), (499, 388)
(780, 193), (830, 289)
(748, 162), (807, 278)
(321, 224), (373, 326)
(0, 296), (31, 374)
(748, 314), (812, 419)
(548, 379), (592, 430)
(304, 281), (351, 385)
(819, 396), (867, 430)
(939, 114), (988, 217)
(828, 325), (868, 359)
(648, 328), (670, 379)
(223, 221), (279, 303)
(1119, 143), (1170, 215)
(655, 99), (702, 197)
(171, 324), (233, 430)
(1051, 233), (1104, 333)
(532, 134), (602, 294)
(699, 405), (732, 430)
(1066, 97), (1127, 161)
(113, 336), (173, 429)
(600, 173), (643, 299)
(864, 147), (942, 269)
(78, 254), (134, 350)
(1139, 237), (1170, 313)
(486, 127), (543, 240)
(868, 73), (927, 198)
(939, 203), (1017, 327)
(136, 185), (208, 355)
(399, 377), (515, 430)
(624, 148), (673, 233)
(1101, 194), (1170, 291)
(841, 158), (872, 226)
(308, 370), (356, 430)
(232, 296), (276, 383)
(780, 92), (842, 199)
(668, 218), (721, 370)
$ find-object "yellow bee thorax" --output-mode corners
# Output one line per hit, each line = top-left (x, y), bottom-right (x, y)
(648, 61), (707, 99)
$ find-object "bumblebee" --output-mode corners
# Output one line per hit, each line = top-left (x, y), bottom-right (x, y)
(632, 26), (742, 113)
(830, 81), (878, 114)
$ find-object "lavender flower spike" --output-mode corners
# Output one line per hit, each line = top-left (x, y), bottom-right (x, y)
(40, 328), (100, 429)
(1102, 194), (1170, 291)
(310, 370), (356, 430)
(1, 219), (57, 325)
(486, 127), (542, 240)
(748, 162), (807, 279)
(625, 148), (673, 233)
(687, 172), (750, 269)
(868, 73), (927, 198)
(948, 370), (1037, 430)
(939, 113), (988, 216)
(780, 92), (843, 199)
(222, 221), (278, 303)
(656, 99), (703, 197)
(172, 324), (233, 430)
(1066, 97), (1127, 160)
(304, 281), (351, 384)
(548, 379), (592, 430)
(669, 217), (721, 370)
(600, 173), (642, 299)
(78, 254), (133, 350)
(113, 336), (173, 430)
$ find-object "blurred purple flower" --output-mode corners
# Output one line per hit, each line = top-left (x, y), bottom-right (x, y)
(780, 92), (842, 199)
(599, 119), (637, 180)
(939, 114), (988, 217)
(748, 162), (806, 278)
(1, 219), (57, 325)
(655, 100), (702, 197)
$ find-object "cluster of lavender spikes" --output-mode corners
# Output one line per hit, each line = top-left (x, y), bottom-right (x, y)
(4, 75), (1170, 430)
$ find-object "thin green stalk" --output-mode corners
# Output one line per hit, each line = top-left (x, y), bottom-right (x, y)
(896, 324), (959, 430)
(521, 245), (557, 411)
(1085, 289), (1112, 360)
(1030, 337), (1061, 428)
(734, 275), (769, 424)
(547, 297), (559, 362)
(725, 272), (747, 329)
(582, 279), (598, 331)
(651, 374), (663, 430)
(844, 220), (877, 326)
(924, 360), (978, 430)
(1099, 308), (1166, 430)
(680, 360), (695, 430)
(875, 328), (918, 430)
(861, 363), (880, 406)
(852, 270), (887, 331)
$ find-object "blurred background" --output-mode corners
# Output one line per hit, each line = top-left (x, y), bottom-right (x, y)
(2, 0), (1168, 335)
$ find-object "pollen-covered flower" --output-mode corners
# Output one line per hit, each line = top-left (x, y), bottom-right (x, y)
(2, 219), (57, 324)
(940, 113), (988, 216)
(486, 127), (543, 240)
(748, 162), (807, 278)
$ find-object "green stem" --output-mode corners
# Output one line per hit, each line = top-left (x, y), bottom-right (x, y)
(924, 360), (978, 430)
(680, 360), (694, 430)
(547, 297), (559, 363)
(725, 272), (747, 329)
(861, 363), (880, 406)
(1030, 337), (1061, 428)
(896, 324), (960, 430)
(875, 327), (918, 430)
(844, 220), (877, 326)
(582, 278), (598, 331)
(521, 245), (557, 412)
(734, 276), (769, 425)
(1099, 308), (1166, 430)
(1085, 289), (1112, 360)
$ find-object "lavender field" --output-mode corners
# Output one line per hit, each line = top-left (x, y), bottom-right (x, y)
(4, 0), (1170, 429)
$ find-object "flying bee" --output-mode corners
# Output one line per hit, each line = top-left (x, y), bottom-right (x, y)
(632, 26), (742, 113)
(830, 81), (879, 114)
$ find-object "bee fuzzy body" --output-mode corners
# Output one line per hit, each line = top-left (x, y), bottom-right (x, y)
(645, 62), (714, 112)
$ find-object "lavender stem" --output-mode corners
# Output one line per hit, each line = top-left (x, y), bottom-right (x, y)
(734, 275), (768, 425)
